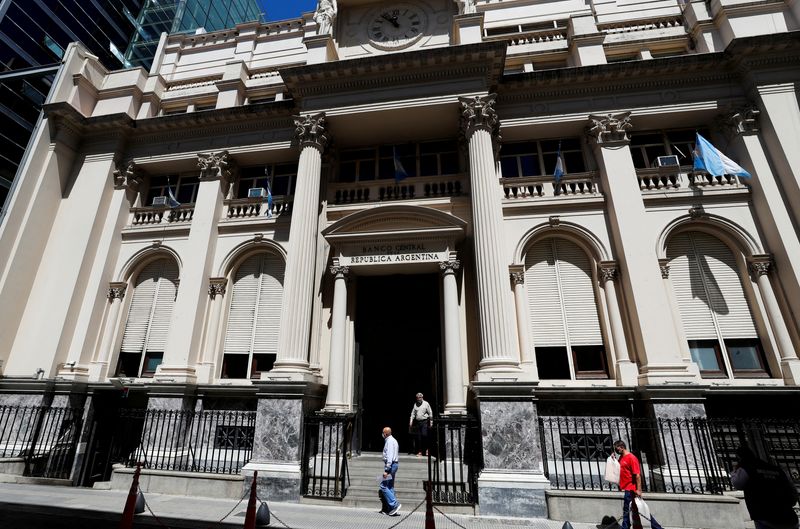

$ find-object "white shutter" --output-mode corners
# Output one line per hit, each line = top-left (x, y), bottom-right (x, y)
(691, 233), (758, 339)
(525, 240), (566, 346)
(121, 261), (159, 353)
(668, 233), (717, 340)
(223, 255), (261, 355)
(144, 259), (178, 352)
(555, 239), (603, 346)
(253, 253), (285, 354)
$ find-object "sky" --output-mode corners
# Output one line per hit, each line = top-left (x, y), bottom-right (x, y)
(259, 0), (319, 21)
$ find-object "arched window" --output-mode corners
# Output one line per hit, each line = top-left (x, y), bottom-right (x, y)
(117, 258), (179, 377)
(525, 238), (608, 379)
(221, 252), (285, 379)
(667, 231), (768, 378)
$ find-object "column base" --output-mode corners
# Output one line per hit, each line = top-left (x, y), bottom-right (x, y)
(194, 362), (216, 385)
(242, 461), (302, 503)
(637, 362), (700, 386)
(153, 365), (197, 384)
(262, 365), (320, 383)
(322, 403), (351, 413)
(780, 358), (800, 385)
(56, 364), (90, 382)
(477, 471), (550, 518)
(87, 361), (110, 382)
(615, 361), (639, 386)
(475, 358), (528, 383)
(443, 404), (468, 415)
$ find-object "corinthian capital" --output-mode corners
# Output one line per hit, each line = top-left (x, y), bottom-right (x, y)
(749, 256), (773, 277)
(208, 277), (228, 299)
(597, 261), (618, 282)
(586, 112), (633, 145)
(726, 105), (760, 136)
(459, 94), (500, 139)
(197, 151), (234, 182)
(107, 282), (127, 300)
(113, 160), (142, 192)
(329, 265), (349, 277)
(294, 113), (330, 152)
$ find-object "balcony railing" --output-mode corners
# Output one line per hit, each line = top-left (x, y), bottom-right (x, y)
(329, 175), (467, 205)
(130, 204), (195, 226)
(502, 172), (601, 200)
(223, 195), (292, 220)
(636, 166), (743, 192)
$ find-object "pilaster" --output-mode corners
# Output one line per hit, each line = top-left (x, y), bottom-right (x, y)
(87, 282), (128, 381)
(587, 113), (698, 386)
(324, 264), (350, 411)
(441, 259), (467, 413)
(196, 277), (228, 384)
(597, 261), (638, 386)
(509, 264), (537, 377)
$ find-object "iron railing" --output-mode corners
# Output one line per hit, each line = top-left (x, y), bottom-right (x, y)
(427, 415), (482, 505)
(0, 405), (83, 480)
(539, 416), (800, 495)
(301, 413), (354, 500)
(114, 408), (255, 474)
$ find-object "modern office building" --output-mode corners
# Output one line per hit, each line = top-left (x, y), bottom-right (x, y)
(0, 0), (799, 523)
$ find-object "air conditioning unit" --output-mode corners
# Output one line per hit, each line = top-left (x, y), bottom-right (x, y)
(655, 155), (680, 168)
(151, 196), (168, 206)
(248, 187), (267, 198)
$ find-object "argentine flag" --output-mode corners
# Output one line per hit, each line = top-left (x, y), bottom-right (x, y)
(393, 146), (408, 182)
(693, 133), (751, 179)
(166, 178), (181, 208)
(265, 167), (273, 218)
(553, 143), (565, 183)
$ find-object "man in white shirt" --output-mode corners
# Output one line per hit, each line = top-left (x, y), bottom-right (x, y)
(379, 426), (401, 515)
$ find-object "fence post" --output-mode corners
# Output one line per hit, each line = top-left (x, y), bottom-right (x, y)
(244, 469), (259, 529)
(425, 480), (436, 529)
(119, 463), (143, 529)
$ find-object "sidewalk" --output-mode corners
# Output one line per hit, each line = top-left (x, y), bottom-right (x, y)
(0, 482), (606, 529)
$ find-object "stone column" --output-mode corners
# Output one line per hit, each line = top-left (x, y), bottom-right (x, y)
(159, 151), (234, 383)
(723, 105), (800, 343)
(196, 277), (228, 384)
(587, 113), (698, 384)
(272, 113), (329, 379)
(459, 95), (521, 378)
(324, 265), (349, 411)
(441, 260), (466, 413)
(749, 257), (800, 385)
(659, 259), (694, 364)
(509, 266), (536, 369)
(597, 262), (638, 386)
(88, 282), (127, 381)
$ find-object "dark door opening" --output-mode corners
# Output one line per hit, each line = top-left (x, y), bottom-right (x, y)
(355, 273), (442, 453)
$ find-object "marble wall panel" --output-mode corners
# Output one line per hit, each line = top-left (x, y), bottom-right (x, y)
(252, 398), (303, 464)
(479, 400), (542, 471)
(478, 485), (547, 518)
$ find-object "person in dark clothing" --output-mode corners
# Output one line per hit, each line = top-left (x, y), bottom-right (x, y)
(731, 445), (799, 529)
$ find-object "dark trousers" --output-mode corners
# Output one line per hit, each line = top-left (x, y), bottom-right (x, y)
(413, 421), (429, 454)
(621, 490), (641, 529)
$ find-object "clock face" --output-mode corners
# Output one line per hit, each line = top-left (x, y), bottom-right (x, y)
(367, 4), (427, 50)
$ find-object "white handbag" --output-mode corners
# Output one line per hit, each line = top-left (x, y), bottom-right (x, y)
(604, 454), (621, 484)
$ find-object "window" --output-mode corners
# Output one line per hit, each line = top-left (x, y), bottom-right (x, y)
(237, 163), (298, 198)
(221, 253), (285, 379)
(629, 129), (708, 169)
(146, 174), (199, 205)
(117, 258), (179, 378)
(667, 232), (769, 378)
(338, 140), (460, 183)
(526, 238), (608, 379)
(500, 138), (585, 178)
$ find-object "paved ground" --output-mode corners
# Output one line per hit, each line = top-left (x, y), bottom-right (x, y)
(0, 482), (610, 529)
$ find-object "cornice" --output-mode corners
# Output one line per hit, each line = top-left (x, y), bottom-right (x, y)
(280, 41), (507, 101)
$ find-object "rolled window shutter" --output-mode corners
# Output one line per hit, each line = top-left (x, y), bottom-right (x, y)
(121, 261), (160, 353)
(668, 233), (717, 340)
(555, 239), (603, 346)
(691, 233), (758, 339)
(223, 255), (261, 355)
(253, 253), (285, 354)
(145, 259), (179, 352)
(525, 240), (566, 346)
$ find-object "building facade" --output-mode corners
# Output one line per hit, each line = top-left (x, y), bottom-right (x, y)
(0, 0), (799, 520)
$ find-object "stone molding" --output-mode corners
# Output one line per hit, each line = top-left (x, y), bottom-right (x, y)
(688, 205), (709, 219)
(749, 255), (773, 276)
(197, 151), (234, 182)
(725, 105), (760, 136)
(509, 270), (525, 285)
(113, 160), (143, 192)
(597, 261), (618, 282)
(294, 112), (329, 152)
(458, 94), (501, 155)
(439, 260), (461, 274)
(107, 282), (127, 300)
(587, 112), (633, 145)
(658, 258), (671, 279)
(208, 277), (228, 299)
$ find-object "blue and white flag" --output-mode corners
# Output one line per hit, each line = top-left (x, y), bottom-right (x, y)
(553, 142), (565, 183)
(393, 146), (408, 182)
(166, 178), (181, 208)
(265, 167), (273, 218)
(693, 133), (751, 179)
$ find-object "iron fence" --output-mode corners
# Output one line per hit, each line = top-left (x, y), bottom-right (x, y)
(0, 405), (83, 479)
(539, 417), (731, 494)
(114, 408), (255, 474)
(427, 415), (482, 505)
(301, 413), (354, 500)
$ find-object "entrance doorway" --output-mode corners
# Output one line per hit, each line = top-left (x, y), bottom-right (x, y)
(355, 273), (442, 453)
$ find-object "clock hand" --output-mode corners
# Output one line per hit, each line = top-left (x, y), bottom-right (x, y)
(381, 12), (400, 28)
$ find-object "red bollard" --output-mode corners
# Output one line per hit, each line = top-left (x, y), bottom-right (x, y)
(243, 470), (259, 529)
(119, 464), (142, 529)
(425, 480), (436, 529)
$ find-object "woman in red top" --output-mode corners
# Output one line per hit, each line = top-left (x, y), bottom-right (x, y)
(614, 440), (642, 529)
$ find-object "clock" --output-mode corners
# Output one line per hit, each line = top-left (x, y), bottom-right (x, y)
(367, 4), (427, 50)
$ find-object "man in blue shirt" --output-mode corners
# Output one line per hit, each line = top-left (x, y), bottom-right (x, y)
(379, 426), (401, 515)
